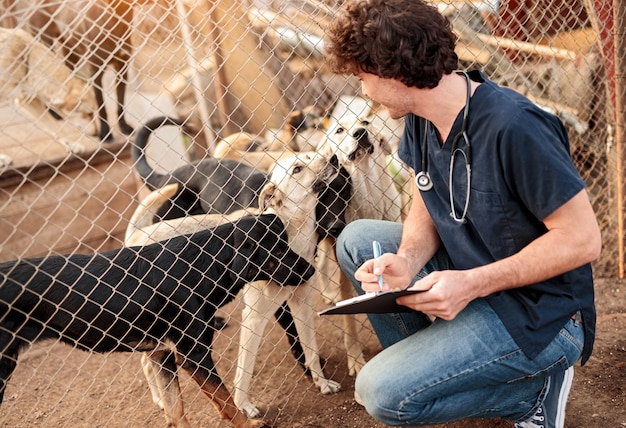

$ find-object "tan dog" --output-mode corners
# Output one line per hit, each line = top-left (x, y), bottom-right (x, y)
(262, 106), (327, 152)
(12, 0), (135, 141)
(125, 152), (341, 426)
(315, 115), (405, 375)
(0, 27), (97, 165)
(212, 131), (297, 172)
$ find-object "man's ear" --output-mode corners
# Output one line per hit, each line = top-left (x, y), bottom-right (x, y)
(259, 183), (284, 211)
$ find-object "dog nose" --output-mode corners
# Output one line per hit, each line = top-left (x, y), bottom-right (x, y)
(329, 154), (339, 168)
(352, 127), (368, 140)
(328, 220), (346, 238)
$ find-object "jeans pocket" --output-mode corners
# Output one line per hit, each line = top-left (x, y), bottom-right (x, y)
(518, 356), (569, 382)
(558, 317), (585, 357)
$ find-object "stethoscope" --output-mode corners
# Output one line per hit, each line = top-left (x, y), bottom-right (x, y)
(414, 71), (472, 224)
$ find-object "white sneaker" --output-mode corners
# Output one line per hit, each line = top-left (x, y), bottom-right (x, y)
(515, 366), (574, 428)
(354, 390), (364, 406)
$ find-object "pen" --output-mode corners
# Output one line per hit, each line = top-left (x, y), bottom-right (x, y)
(372, 240), (384, 290)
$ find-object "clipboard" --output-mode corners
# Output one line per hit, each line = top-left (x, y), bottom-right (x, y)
(318, 289), (424, 315)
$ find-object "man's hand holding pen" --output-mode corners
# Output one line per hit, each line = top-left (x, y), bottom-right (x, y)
(356, 241), (472, 320)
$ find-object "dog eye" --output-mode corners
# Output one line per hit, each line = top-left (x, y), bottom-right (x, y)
(292, 166), (303, 174)
(335, 127), (345, 134)
(360, 120), (370, 126)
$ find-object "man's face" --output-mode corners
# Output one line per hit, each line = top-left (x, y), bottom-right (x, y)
(356, 72), (413, 120)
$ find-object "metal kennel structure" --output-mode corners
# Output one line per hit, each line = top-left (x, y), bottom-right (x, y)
(0, 0), (623, 426)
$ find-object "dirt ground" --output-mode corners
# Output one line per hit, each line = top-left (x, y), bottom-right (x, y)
(0, 277), (623, 428)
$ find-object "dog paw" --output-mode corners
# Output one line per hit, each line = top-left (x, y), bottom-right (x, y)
(0, 154), (13, 171)
(347, 354), (367, 376)
(59, 138), (86, 155)
(238, 401), (262, 419)
(316, 378), (341, 395)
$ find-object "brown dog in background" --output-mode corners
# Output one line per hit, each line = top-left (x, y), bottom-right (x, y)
(7, 0), (135, 141)
(0, 27), (97, 166)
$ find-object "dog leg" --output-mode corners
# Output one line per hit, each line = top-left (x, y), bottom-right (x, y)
(339, 271), (367, 376)
(316, 237), (343, 304)
(115, 63), (133, 135)
(92, 69), (112, 142)
(273, 302), (309, 373)
(316, 240), (366, 375)
(15, 98), (86, 154)
(286, 281), (341, 395)
(0, 336), (20, 404)
(141, 351), (191, 428)
(182, 359), (269, 428)
(234, 281), (283, 418)
(0, 154), (13, 172)
(141, 354), (164, 409)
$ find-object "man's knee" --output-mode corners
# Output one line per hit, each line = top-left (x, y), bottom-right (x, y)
(355, 365), (405, 425)
(336, 220), (368, 271)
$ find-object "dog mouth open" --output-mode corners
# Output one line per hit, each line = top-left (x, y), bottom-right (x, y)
(312, 154), (340, 193)
(347, 126), (375, 162)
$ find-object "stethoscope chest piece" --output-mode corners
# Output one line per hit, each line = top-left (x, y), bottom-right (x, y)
(416, 71), (473, 224)
(415, 171), (433, 191)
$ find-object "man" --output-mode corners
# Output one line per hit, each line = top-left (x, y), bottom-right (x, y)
(324, 0), (601, 427)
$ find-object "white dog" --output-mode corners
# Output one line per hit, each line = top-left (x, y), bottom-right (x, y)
(125, 152), (342, 425)
(319, 115), (403, 222)
(0, 28), (97, 166)
(315, 115), (405, 375)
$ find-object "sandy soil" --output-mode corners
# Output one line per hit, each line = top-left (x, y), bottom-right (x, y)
(0, 278), (623, 428)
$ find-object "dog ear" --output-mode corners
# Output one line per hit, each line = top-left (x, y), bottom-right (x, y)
(259, 183), (284, 211)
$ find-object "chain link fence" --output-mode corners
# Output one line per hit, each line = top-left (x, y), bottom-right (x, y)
(0, 0), (621, 426)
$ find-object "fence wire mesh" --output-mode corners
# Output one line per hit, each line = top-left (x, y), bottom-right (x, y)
(0, 0), (621, 426)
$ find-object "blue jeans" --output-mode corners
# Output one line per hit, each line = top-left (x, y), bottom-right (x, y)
(336, 219), (585, 426)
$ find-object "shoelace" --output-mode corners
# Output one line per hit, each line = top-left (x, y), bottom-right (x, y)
(515, 406), (546, 428)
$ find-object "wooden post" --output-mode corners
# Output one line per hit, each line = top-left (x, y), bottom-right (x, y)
(583, 0), (620, 275)
(174, 0), (217, 153)
(614, 0), (626, 277)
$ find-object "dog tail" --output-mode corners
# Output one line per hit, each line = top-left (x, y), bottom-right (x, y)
(125, 183), (179, 243)
(132, 116), (186, 190)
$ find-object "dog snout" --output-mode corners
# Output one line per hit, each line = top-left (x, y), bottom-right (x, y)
(312, 154), (340, 193)
(312, 179), (326, 194)
(328, 220), (346, 238)
(329, 154), (339, 169)
(352, 127), (368, 141)
(274, 251), (315, 286)
(347, 127), (375, 161)
(316, 210), (347, 239)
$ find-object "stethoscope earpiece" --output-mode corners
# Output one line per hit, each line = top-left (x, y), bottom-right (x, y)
(415, 171), (433, 191)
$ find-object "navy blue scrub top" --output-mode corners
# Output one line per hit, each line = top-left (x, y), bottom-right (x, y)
(398, 70), (595, 364)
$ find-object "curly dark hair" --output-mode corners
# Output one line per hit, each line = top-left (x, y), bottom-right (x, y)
(324, 0), (458, 89)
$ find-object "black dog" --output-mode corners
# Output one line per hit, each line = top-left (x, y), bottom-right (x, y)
(0, 214), (314, 428)
(133, 116), (268, 220)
